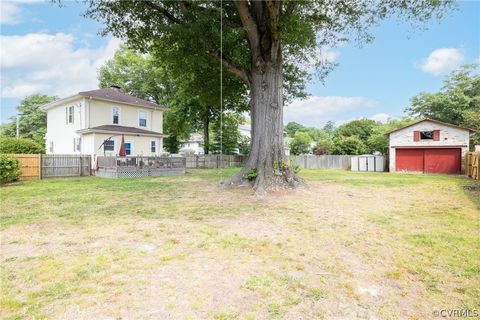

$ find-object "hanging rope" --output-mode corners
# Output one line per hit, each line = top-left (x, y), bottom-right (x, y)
(220, 0), (223, 181)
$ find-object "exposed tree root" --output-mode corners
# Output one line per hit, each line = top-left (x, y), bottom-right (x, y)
(225, 166), (306, 195)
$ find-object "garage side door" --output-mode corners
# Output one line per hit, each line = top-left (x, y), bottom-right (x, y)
(396, 149), (424, 172)
(424, 148), (461, 174)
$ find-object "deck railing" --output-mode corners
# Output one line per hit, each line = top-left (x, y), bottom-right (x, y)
(96, 156), (186, 178)
(97, 156), (186, 169)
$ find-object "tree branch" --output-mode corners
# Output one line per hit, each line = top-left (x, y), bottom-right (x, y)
(182, 1), (243, 28)
(235, 0), (260, 53)
(210, 51), (251, 87)
(144, 0), (181, 23)
(284, 1), (299, 16)
(265, 0), (280, 39)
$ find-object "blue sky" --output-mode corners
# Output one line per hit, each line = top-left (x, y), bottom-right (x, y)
(1, 1), (479, 127)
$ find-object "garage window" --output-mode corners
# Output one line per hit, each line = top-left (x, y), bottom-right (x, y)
(420, 131), (434, 140)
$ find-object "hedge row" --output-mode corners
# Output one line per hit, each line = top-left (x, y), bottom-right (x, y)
(0, 137), (44, 154)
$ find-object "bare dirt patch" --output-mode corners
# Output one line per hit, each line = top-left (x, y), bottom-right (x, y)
(1, 171), (479, 319)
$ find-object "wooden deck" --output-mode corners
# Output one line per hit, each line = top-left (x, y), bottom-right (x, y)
(96, 156), (186, 178)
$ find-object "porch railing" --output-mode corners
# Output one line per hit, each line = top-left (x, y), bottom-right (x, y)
(97, 156), (186, 170)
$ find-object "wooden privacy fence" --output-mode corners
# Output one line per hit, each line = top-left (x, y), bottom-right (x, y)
(9, 154), (41, 180)
(466, 152), (479, 180)
(290, 155), (354, 170)
(41, 154), (91, 179)
(186, 155), (245, 168)
(8, 154), (92, 181)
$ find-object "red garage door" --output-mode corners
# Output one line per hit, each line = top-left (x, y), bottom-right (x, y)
(424, 148), (461, 174)
(396, 149), (424, 172)
(396, 148), (461, 174)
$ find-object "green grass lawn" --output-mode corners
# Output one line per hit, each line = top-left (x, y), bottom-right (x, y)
(1, 169), (479, 319)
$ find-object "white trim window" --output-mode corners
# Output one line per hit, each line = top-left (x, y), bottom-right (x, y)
(139, 111), (147, 127)
(104, 140), (115, 152)
(66, 105), (74, 124)
(151, 140), (156, 153)
(73, 137), (81, 152)
(112, 106), (120, 124)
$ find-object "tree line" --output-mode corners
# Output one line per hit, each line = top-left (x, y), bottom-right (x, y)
(1, 63), (478, 156)
(286, 65), (479, 156)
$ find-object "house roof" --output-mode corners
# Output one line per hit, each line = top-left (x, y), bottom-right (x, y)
(77, 125), (165, 137)
(78, 88), (165, 109)
(385, 118), (476, 136)
(41, 88), (166, 110)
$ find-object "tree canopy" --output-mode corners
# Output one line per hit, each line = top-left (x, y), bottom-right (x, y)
(290, 131), (312, 155)
(407, 64), (480, 146)
(0, 94), (56, 146)
(98, 44), (248, 154)
(286, 117), (416, 155)
(84, 0), (455, 192)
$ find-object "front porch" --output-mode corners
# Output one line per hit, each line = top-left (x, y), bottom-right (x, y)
(96, 156), (186, 178)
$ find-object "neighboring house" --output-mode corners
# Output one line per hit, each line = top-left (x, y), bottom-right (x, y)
(239, 123), (251, 139)
(180, 133), (204, 155)
(284, 136), (292, 156)
(386, 119), (474, 174)
(180, 123), (253, 156)
(43, 86), (166, 161)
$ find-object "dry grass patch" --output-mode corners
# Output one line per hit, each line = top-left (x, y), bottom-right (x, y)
(1, 168), (478, 319)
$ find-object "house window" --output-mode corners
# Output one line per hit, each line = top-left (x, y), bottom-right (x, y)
(125, 142), (131, 155)
(420, 131), (434, 140)
(112, 107), (120, 124)
(49, 141), (54, 153)
(66, 105), (74, 124)
(139, 111), (147, 127)
(104, 140), (114, 151)
(73, 138), (81, 152)
(151, 141), (156, 153)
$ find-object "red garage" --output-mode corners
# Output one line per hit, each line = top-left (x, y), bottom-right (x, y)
(387, 119), (474, 174)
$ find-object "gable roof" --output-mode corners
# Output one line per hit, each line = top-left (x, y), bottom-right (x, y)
(385, 118), (476, 135)
(77, 125), (165, 137)
(42, 88), (166, 110)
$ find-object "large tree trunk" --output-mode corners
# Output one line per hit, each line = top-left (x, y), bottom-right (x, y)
(203, 110), (210, 154)
(229, 60), (302, 193)
(226, 0), (302, 193)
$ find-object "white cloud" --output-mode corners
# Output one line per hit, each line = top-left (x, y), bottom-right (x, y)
(370, 113), (394, 123)
(1, 32), (121, 98)
(0, 2), (22, 25)
(318, 47), (340, 63)
(419, 48), (465, 76)
(284, 95), (378, 127)
(0, 0), (43, 25)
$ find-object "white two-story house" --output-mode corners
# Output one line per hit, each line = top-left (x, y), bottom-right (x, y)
(43, 86), (166, 161)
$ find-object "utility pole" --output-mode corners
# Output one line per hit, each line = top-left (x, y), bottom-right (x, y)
(16, 115), (19, 138)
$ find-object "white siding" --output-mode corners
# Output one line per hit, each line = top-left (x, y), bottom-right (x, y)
(91, 133), (163, 160)
(45, 98), (85, 154)
(88, 100), (163, 133)
(46, 97), (164, 158)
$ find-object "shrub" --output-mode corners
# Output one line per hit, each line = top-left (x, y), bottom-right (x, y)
(246, 167), (257, 181)
(0, 137), (44, 154)
(0, 154), (20, 184)
(330, 135), (368, 155)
